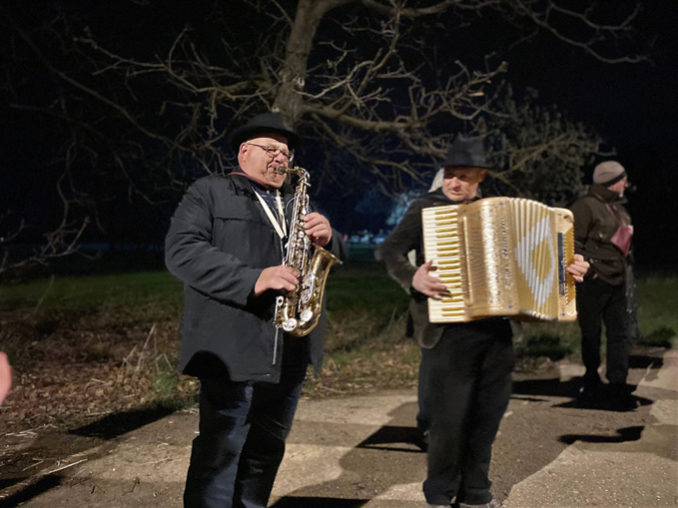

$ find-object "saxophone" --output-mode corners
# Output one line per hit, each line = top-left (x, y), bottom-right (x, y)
(274, 166), (341, 337)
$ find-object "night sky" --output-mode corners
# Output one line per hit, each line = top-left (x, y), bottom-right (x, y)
(499, 3), (678, 267)
(1, 2), (676, 269)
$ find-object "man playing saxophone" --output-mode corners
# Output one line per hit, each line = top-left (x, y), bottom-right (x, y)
(165, 111), (345, 508)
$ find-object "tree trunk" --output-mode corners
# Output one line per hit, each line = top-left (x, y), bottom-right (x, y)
(274, 0), (352, 125)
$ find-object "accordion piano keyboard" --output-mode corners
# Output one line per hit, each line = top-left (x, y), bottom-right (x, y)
(422, 206), (468, 322)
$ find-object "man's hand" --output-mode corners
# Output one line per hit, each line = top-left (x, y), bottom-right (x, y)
(304, 212), (332, 247)
(254, 266), (299, 296)
(412, 260), (450, 299)
(566, 253), (589, 283)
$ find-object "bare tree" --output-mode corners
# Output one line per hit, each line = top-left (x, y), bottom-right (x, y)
(66, 0), (644, 185)
(0, 0), (645, 266)
(483, 85), (608, 206)
(0, 181), (89, 282)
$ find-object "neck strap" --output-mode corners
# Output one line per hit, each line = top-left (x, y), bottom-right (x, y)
(253, 190), (287, 239)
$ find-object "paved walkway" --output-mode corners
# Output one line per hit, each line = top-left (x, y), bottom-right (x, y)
(4, 346), (677, 507)
(503, 349), (678, 508)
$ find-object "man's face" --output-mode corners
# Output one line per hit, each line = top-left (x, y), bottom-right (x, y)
(608, 176), (628, 197)
(441, 167), (487, 201)
(239, 133), (292, 188)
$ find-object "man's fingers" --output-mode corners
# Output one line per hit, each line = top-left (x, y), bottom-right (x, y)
(412, 261), (446, 295)
(276, 267), (299, 290)
(566, 254), (589, 283)
(254, 266), (299, 295)
(422, 278), (449, 299)
(304, 214), (332, 246)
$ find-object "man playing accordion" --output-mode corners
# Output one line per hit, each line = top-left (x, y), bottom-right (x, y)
(380, 134), (588, 508)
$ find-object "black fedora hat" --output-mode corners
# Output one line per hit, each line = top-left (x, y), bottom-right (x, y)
(228, 112), (299, 153)
(442, 134), (492, 169)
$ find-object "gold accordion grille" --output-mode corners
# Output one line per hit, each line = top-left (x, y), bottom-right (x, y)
(422, 197), (576, 323)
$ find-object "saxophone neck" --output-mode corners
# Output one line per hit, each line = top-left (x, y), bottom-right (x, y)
(287, 166), (309, 182)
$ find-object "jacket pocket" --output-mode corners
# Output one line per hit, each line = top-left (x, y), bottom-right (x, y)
(213, 195), (264, 223)
(212, 198), (282, 266)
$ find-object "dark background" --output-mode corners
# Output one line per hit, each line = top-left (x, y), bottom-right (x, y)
(325, 2), (678, 267)
(498, 3), (678, 268)
(1, 1), (676, 271)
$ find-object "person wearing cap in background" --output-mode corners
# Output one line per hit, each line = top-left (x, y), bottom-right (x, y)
(381, 134), (589, 508)
(165, 111), (345, 507)
(570, 160), (637, 411)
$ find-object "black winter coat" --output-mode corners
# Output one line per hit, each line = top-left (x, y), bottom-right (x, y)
(165, 174), (345, 382)
(570, 184), (632, 286)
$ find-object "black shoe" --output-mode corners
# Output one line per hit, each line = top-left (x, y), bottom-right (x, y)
(575, 382), (602, 408)
(607, 384), (638, 412)
(455, 499), (502, 508)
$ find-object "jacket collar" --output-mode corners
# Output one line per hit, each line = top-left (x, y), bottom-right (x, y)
(229, 171), (277, 192)
(588, 183), (627, 205)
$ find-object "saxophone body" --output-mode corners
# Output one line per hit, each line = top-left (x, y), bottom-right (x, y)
(274, 166), (341, 337)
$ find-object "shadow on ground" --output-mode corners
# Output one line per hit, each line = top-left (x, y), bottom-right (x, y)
(271, 498), (370, 507)
(0, 475), (62, 507)
(69, 406), (176, 439)
(1, 405), (177, 506)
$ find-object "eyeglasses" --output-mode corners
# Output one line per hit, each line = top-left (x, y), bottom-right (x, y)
(246, 142), (293, 161)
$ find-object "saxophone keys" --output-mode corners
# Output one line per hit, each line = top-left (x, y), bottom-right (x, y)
(282, 318), (298, 332)
(299, 308), (313, 324)
(300, 278), (315, 304)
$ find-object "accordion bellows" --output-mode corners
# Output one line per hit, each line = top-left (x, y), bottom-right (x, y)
(422, 197), (577, 323)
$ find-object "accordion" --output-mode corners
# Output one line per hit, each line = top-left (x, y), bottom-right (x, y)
(422, 197), (577, 323)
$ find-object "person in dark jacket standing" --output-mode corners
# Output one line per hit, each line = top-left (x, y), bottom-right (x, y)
(570, 160), (636, 411)
(165, 112), (345, 507)
(381, 135), (590, 508)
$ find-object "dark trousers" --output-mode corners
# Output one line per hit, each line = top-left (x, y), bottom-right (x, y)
(417, 358), (431, 432)
(576, 277), (631, 385)
(184, 341), (307, 508)
(421, 320), (514, 506)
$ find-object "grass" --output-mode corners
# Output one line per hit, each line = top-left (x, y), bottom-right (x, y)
(513, 268), (678, 360)
(0, 271), (182, 313)
(0, 262), (676, 410)
(632, 270), (678, 347)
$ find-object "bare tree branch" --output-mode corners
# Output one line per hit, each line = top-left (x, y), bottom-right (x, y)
(0, 0), (647, 269)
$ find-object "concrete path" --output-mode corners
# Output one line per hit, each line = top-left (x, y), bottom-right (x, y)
(503, 349), (678, 508)
(4, 347), (676, 507)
